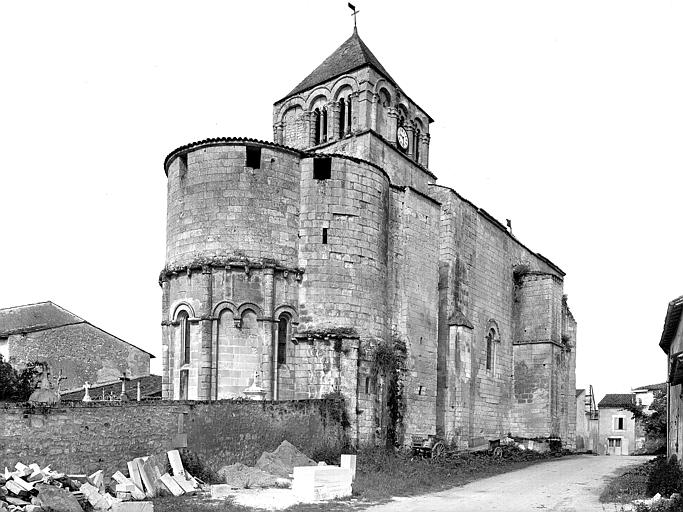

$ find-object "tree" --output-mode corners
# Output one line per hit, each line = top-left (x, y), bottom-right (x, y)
(0, 355), (41, 401)
(626, 390), (667, 438)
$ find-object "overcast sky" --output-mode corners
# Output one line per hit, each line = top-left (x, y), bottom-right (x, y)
(2, 1), (681, 401)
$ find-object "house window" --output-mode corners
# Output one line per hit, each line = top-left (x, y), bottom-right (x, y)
(0, 336), (8, 362)
(614, 417), (625, 431)
(277, 314), (289, 365)
(313, 158), (331, 180)
(178, 311), (190, 366)
(246, 146), (261, 169)
(179, 369), (189, 400)
(485, 328), (496, 371)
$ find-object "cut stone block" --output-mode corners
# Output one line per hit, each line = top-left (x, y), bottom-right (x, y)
(5, 480), (28, 496)
(159, 474), (184, 496)
(134, 458), (156, 499)
(210, 484), (234, 499)
(292, 466), (352, 502)
(12, 476), (35, 491)
(14, 463), (31, 477)
(127, 461), (144, 493)
(89, 470), (104, 492)
(167, 450), (185, 477)
(112, 472), (145, 500)
(341, 454), (357, 481)
(5, 496), (31, 506)
(110, 502), (154, 512)
(171, 475), (195, 493)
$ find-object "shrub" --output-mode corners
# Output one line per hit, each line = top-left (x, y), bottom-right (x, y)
(647, 455), (683, 497)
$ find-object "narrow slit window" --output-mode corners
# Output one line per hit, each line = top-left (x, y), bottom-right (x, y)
(339, 98), (346, 137)
(179, 154), (188, 177)
(313, 158), (331, 180)
(246, 146), (261, 169)
(277, 314), (289, 365)
(322, 228), (328, 244)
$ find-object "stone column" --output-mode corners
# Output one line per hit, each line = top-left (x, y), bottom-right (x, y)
(274, 122), (284, 145)
(161, 277), (172, 399)
(340, 337), (360, 447)
(387, 108), (398, 147)
(198, 266), (213, 400)
(301, 111), (312, 148)
(328, 101), (340, 141)
(419, 132), (431, 168)
(404, 124), (415, 158)
(262, 268), (276, 400)
(370, 93), (379, 135)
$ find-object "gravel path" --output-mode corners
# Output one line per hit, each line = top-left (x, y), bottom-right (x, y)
(361, 455), (653, 512)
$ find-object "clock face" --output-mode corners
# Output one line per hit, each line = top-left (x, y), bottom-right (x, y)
(397, 126), (409, 151)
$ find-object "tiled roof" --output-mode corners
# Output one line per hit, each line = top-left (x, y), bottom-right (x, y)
(0, 301), (83, 336)
(660, 295), (683, 353)
(598, 393), (634, 408)
(61, 375), (162, 401)
(285, 29), (397, 99)
(0, 301), (154, 357)
(633, 383), (667, 392)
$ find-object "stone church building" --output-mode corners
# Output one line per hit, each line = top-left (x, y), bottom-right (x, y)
(160, 28), (577, 449)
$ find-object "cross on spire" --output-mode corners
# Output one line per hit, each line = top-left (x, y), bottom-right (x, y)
(348, 3), (359, 31)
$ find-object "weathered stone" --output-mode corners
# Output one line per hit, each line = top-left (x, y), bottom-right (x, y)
(216, 463), (279, 489)
(256, 441), (316, 478)
(34, 483), (83, 512)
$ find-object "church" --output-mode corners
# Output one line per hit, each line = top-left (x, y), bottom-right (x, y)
(159, 27), (577, 449)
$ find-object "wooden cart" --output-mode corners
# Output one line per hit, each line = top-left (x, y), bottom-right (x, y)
(411, 434), (446, 459)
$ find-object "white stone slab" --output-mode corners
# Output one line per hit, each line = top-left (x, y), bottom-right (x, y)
(291, 466), (352, 502)
(159, 474), (184, 497)
(127, 461), (144, 493)
(167, 450), (185, 477)
(340, 455), (356, 481)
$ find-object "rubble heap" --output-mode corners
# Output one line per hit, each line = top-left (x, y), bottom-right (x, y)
(0, 450), (199, 512)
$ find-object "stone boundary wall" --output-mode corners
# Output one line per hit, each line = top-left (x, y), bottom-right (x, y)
(0, 399), (346, 477)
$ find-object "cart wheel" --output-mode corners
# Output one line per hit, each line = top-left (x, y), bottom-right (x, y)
(492, 446), (503, 459)
(431, 442), (445, 459)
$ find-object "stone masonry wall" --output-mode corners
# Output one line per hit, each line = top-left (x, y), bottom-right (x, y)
(0, 399), (345, 477)
(165, 142), (301, 269)
(9, 324), (151, 391)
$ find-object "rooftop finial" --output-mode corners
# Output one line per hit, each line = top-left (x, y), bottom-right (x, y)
(348, 2), (359, 32)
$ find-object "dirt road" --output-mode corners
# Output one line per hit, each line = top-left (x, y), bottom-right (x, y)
(362, 455), (651, 512)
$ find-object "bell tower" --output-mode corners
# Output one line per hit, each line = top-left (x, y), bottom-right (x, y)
(272, 28), (434, 186)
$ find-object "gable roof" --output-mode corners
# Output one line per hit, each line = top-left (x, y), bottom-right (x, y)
(285, 28), (398, 99)
(660, 295), (683, 353)
(632, 383), (667, 392)
(576, 388), (585, 397)
(0, 301), (154, 358)
(0, 301), (83, 336)
(598, 393), (634, 408)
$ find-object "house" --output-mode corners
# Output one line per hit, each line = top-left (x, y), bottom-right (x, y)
(0, 301), (154, 392)
(60, 374), (162, 401)
(597, 393), (636, 455)
(659, 295), (683, 461)
(160, 27), (577, 448)
(575, 386), (599, 452)
(632, 382), (667, 411)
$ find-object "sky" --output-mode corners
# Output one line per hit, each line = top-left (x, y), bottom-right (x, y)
(1, 1), (682, 401)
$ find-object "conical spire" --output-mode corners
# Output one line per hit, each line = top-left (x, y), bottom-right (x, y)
(284, 30), (397, 98)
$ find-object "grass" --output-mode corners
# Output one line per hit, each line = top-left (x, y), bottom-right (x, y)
(153, 445), (569, 512)
(600, 459), (656, 504)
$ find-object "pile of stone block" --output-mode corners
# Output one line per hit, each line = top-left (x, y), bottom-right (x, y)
(0, 450), (198, 512)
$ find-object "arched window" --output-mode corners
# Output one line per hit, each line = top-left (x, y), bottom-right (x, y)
(346, 96), (352, 133)
(485, 328), (497, 371)
(313, 108), (321, 145)
(277, 314), (290, 365)
(178, 311), (190, 366)
(339, 98), (346, 138)
(322, 107), (328, 142)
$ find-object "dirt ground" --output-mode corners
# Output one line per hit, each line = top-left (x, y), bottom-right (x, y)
(360, 455), (654, 512)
